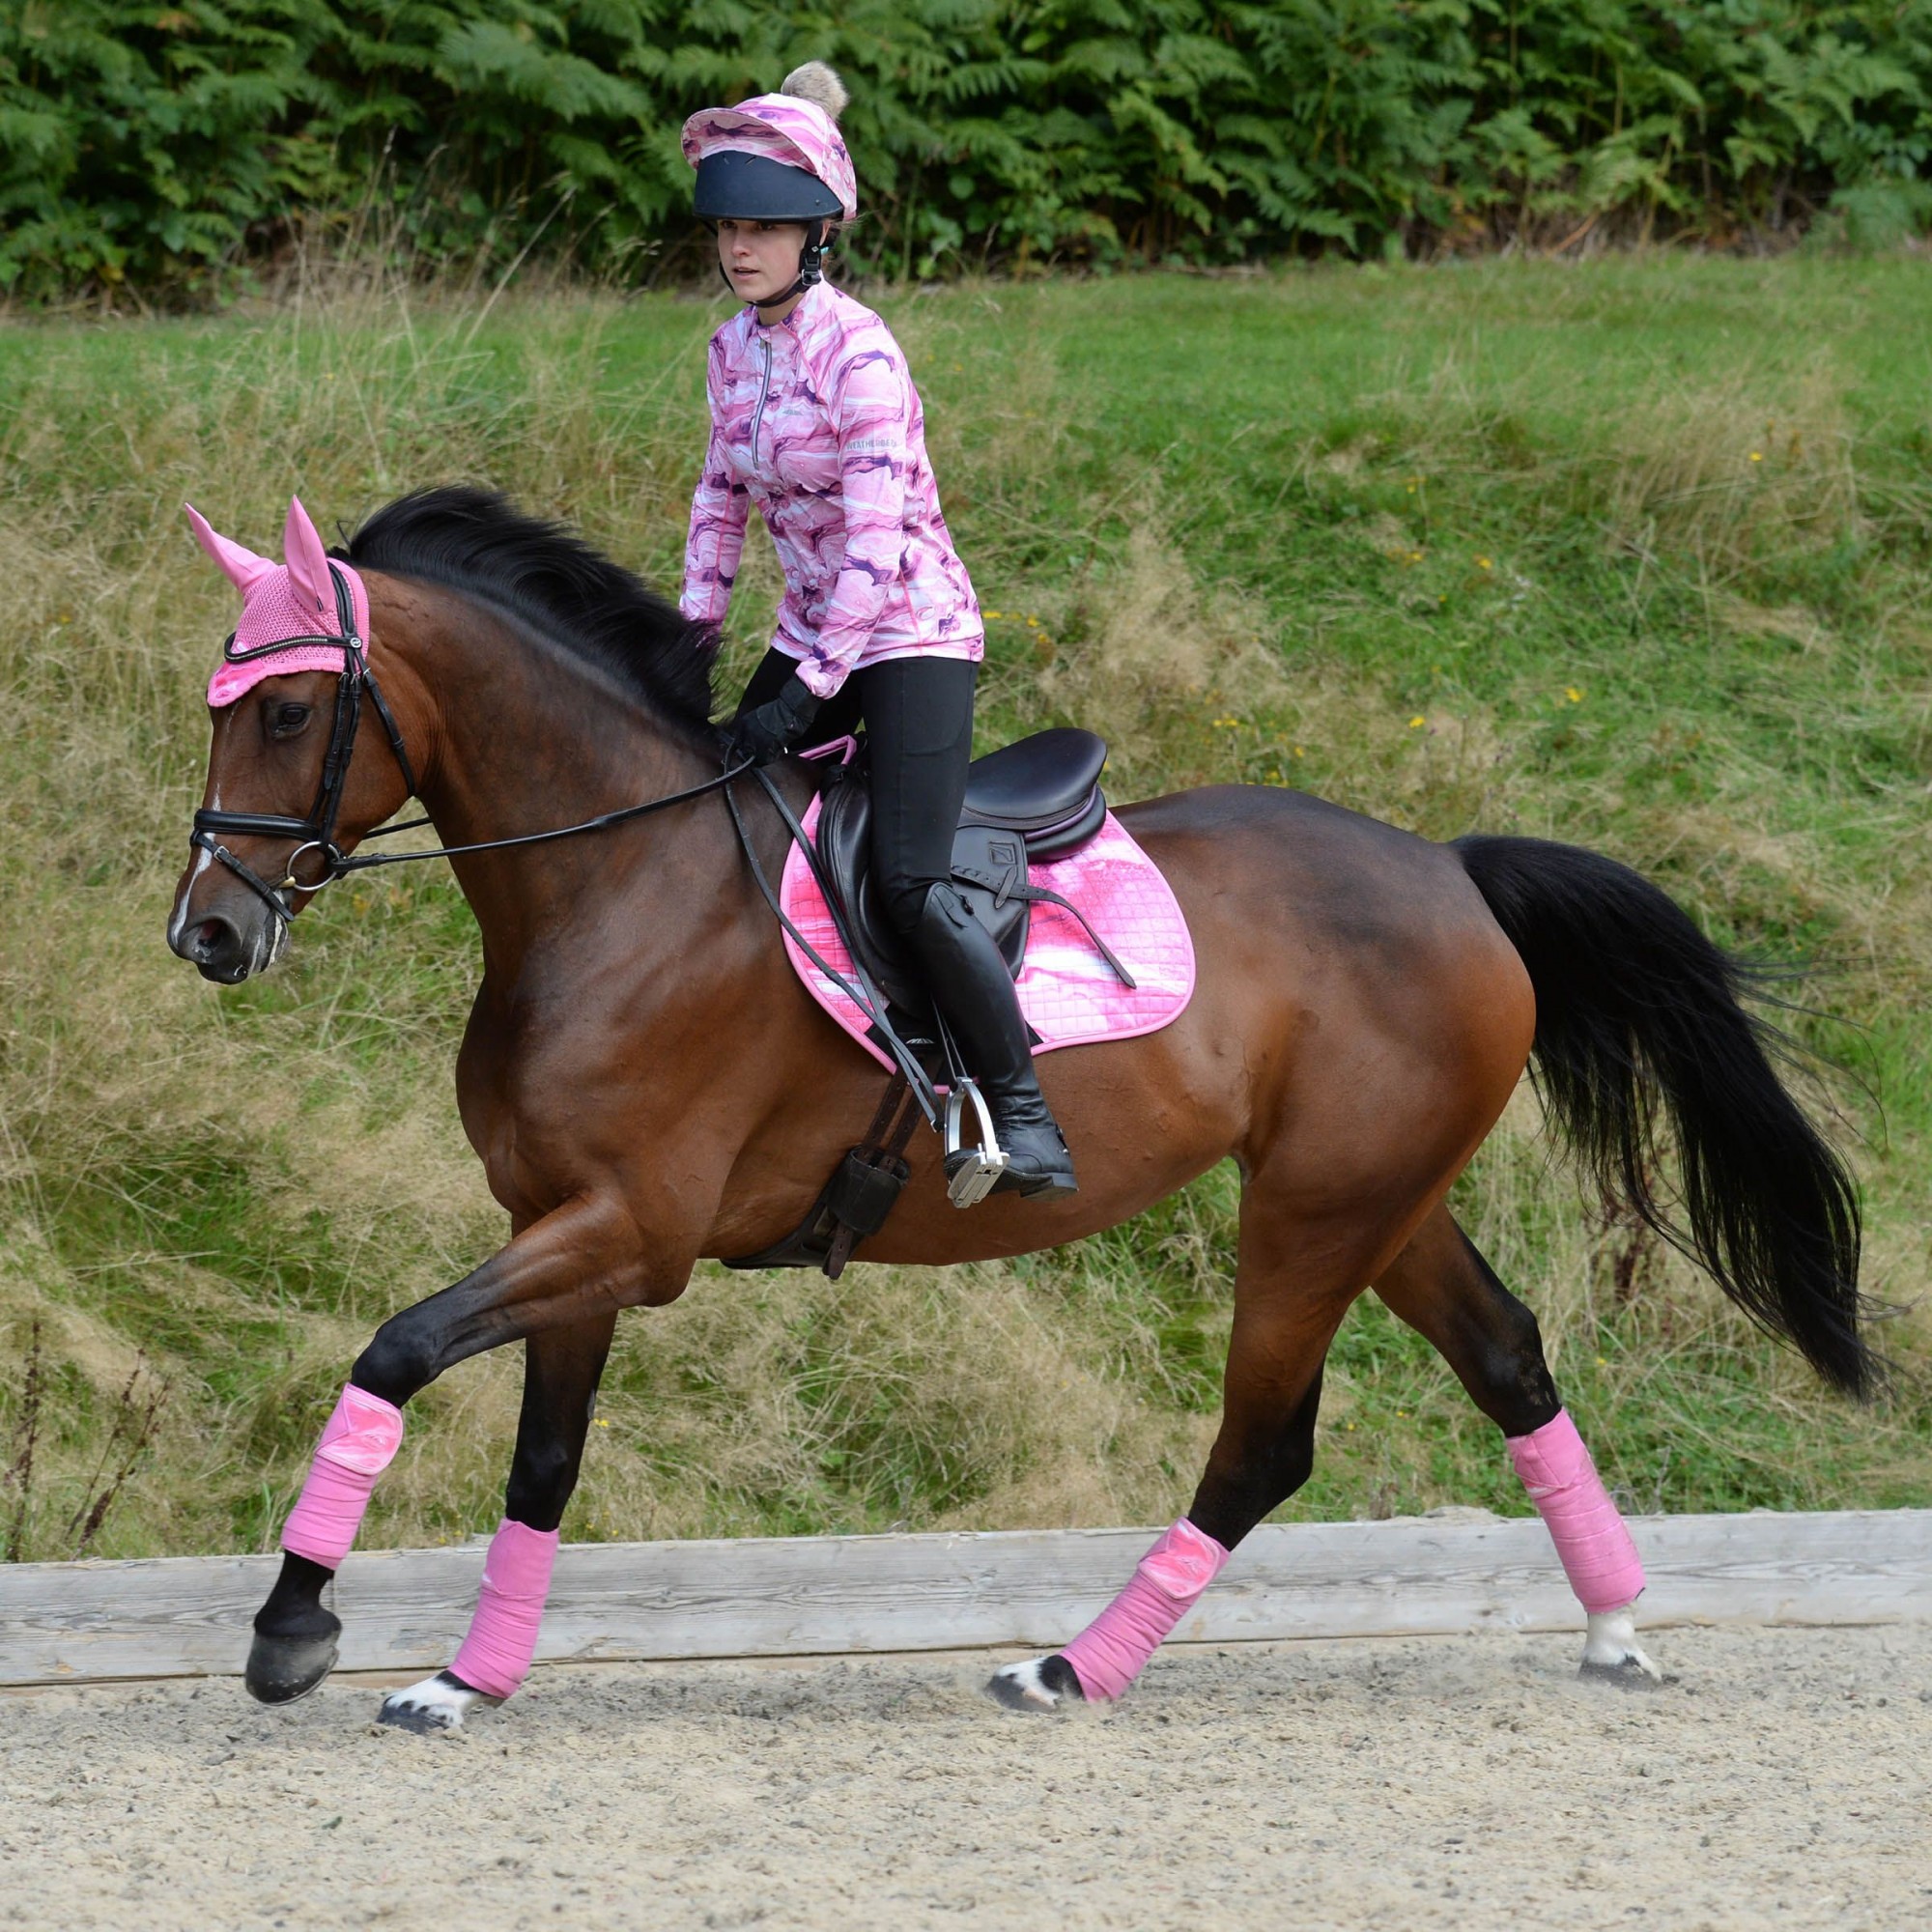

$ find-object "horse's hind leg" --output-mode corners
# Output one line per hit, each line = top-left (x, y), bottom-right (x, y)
(1373, 1204), (1662, 1686)
(989, 1195), (1365, 1712)
(378, 1314), (617, 1734)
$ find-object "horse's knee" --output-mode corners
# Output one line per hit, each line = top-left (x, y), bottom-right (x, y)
(352, 1314), (438, 1408)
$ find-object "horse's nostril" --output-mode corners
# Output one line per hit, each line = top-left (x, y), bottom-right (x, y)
(176, 911), (247, 979)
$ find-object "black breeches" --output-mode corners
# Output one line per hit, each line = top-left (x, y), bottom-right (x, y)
(736, 648), (976, 935)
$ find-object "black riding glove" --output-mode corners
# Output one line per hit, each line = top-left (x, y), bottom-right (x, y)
(726, 674), (821, 766)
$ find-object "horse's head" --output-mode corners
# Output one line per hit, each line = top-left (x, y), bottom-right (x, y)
(168, 497), (414, 982)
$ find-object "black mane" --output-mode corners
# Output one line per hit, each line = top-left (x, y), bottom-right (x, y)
(340, 487), (716, 734)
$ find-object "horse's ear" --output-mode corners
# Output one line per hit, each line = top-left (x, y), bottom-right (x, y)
(185, 504), (274, 594)
(282, 497), (335, 625)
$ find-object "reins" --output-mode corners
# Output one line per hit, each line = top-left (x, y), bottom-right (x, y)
(185, 582), (941, 1121)
(190, 560), (757, 923)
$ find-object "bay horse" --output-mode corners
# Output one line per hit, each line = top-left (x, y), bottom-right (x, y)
(167, 489), (1868, 1731)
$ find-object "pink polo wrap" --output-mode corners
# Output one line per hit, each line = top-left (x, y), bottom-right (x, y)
(1507, 1409), (1646, 1613)
(280, 1383), (405, 1570)
(186, 497), (370, 708)
(450, 1519), (561, 1700)
(1060, 1518), (1230, 1703)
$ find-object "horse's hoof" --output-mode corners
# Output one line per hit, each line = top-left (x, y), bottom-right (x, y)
(1579, 1608), (1666, 1689)
(377, 1669), (499, 1735)
(244, 1616), (341, 1706)
(986, 1655), (1085, 1712)
(1579, 1654), (1669, 1690)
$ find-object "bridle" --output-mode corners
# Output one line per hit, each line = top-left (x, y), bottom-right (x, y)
(185, 566), (941, 1121)
(187, 559), (757, 923)
(190, 562), (418, 923)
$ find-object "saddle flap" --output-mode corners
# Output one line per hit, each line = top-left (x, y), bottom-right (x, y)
(816, 768), (1032, 1022)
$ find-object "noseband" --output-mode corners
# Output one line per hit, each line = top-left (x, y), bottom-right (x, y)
(190, 561), (417, 923)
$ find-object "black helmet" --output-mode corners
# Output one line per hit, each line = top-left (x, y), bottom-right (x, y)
(692, 150), (843, 225)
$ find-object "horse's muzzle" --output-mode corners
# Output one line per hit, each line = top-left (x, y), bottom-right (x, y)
(169, 905), (278, 983)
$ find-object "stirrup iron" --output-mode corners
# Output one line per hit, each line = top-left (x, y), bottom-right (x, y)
(944, 1079), (1009, 1208)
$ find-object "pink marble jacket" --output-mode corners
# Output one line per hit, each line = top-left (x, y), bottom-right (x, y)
(680, 281), (983, 699)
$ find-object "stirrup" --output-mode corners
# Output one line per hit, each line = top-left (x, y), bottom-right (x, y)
(943, 1079), (1009, 1208)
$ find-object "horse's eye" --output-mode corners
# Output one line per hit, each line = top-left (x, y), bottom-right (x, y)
(270, 702), (311, 740)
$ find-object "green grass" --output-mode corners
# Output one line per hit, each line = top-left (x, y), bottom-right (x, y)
(2, 256), (1928, 1561)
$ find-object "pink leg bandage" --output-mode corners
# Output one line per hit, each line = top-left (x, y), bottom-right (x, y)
(1059, 1518), (1230, 1702)
(450, 1519), (560, 1700)
(281, 1383), (405, 1570)
(1507, 1408), (1646, 1613)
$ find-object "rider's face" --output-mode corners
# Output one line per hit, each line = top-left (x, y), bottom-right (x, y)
(716, 219), (809, 306)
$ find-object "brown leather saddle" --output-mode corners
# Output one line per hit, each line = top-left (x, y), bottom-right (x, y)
(812, 726), (1122, 1042)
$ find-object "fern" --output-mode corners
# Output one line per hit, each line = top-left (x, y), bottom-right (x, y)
(3, 0), (1929, 297)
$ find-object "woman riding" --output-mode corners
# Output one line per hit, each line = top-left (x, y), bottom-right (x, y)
(680, 63), (1075, 1201)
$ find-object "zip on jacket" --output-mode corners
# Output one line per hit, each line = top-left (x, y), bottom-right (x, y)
(680, 281), (983, 700)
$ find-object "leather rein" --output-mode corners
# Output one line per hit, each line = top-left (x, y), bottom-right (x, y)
(190, 560), (757, 923)
(186, 564), (941, 1119)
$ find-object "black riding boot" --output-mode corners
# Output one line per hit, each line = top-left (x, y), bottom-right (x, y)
(908, 883), (1077, 1201)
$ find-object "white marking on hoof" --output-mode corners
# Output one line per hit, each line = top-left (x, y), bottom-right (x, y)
(377, 1669), (499, 1734)
(986, 1655), (1084, 1713)
(1580, 1607), (1665, 1687)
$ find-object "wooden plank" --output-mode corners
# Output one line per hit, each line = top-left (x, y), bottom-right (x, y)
(2, 1509), (1927, 1688)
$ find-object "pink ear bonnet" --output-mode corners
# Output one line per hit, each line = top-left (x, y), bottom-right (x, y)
(681, 95), (858, 222)
(187, 498), (371, 708)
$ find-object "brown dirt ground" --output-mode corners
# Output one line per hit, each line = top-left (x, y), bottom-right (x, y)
(2, 1624), (1927, 1931)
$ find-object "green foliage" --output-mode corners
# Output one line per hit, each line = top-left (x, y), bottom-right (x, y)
(4, 0), (1931, 298)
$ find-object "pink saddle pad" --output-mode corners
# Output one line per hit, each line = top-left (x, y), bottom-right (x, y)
(779, 798), (1196, 1069)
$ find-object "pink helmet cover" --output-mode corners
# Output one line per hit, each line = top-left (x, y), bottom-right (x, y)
(681, 96), (858, 222)
(186, 497), (371, 708)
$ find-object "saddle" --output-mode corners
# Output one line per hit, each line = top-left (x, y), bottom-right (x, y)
(813, 726), (1117, 1031)
(724, 726), (1121, 1278)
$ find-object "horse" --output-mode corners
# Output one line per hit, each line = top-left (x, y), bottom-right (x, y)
(166, 488), (1870, 1731)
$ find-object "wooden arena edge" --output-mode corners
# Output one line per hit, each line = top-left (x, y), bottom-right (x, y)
(3, 1509), (1928, 1688)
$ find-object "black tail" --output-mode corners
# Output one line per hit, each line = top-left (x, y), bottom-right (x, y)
(1454, 834), (1872, 1398)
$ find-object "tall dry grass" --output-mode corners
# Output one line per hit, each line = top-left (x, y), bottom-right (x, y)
(1, 263), (1925, 1560)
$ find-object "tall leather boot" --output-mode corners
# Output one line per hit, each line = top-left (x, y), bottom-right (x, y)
(907, 882), (1077, 1201)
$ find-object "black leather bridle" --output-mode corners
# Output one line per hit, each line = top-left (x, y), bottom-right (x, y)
(186, 559), (757, 922)
(190, 562), (417, 923)
(185, 570), (939, 1117)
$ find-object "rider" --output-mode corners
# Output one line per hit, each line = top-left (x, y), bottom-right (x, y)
(681, 63), (1076, 1201)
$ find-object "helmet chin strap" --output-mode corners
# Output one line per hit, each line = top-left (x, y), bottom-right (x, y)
(764, 220), (833, 306)
(711, 219), (838, 312)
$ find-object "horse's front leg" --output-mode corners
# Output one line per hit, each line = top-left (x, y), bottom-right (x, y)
(246, 1192), (666, 1705)
(376, 1313), (618, 1733)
